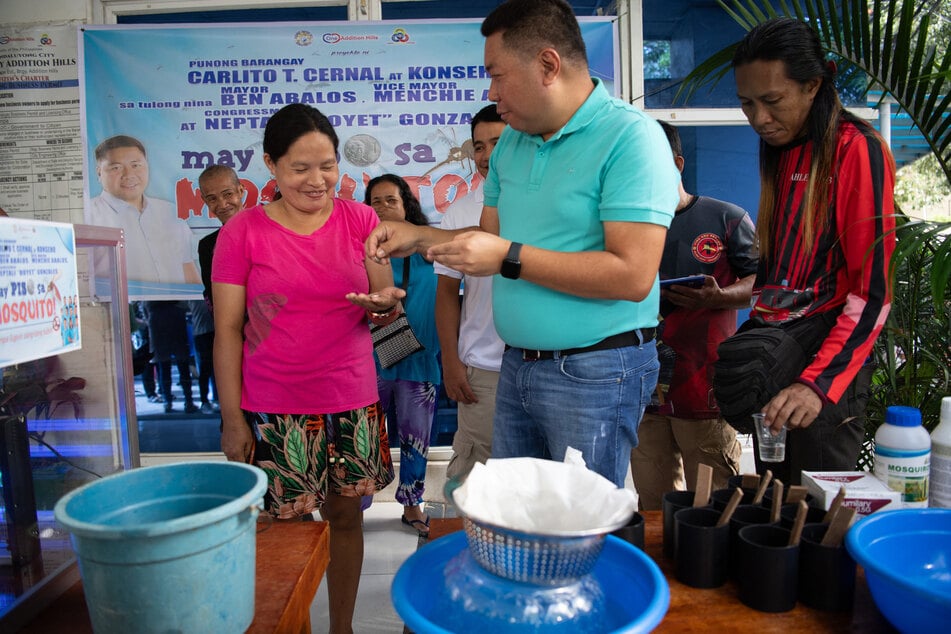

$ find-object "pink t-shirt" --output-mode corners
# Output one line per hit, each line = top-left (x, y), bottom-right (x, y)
(212, 200), (379, 414)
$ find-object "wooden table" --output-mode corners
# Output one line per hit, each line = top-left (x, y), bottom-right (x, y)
(18, 520), (330, 634)
(424, 512), (897, 633)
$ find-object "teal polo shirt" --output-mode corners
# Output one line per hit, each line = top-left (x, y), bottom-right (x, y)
(484, 79), (679, 350)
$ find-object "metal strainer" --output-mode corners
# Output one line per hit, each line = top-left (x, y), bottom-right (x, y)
(460, 515), (611, 585)
(447, 478), (630, 585)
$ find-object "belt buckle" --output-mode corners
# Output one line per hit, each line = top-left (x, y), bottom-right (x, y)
(522, 349), (544, 361)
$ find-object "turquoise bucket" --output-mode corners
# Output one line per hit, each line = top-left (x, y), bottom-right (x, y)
(53, 461), (267, 634)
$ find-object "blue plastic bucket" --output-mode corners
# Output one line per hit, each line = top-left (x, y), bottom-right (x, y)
(53, 461), (267, 634)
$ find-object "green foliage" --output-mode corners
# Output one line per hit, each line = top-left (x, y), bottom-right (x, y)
(863, 214), (951, 443)
(644, 40), (672, 79)
(896, 153), (951, 219)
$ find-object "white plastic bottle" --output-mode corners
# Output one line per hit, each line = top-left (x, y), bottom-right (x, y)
(929, 397), (951, 508)
(873, 405), (931, 508)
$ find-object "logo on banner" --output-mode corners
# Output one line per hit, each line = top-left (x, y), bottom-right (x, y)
(40, 34), (53, 46)
(322, 32), (380, 44)
(391, 28), (411, 44)
(295, 31), (313, 46)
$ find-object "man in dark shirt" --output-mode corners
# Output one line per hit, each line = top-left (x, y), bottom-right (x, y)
(195, 165), (245, 413)
(197, 165), (245, 303)
(629, 121), (758, 509)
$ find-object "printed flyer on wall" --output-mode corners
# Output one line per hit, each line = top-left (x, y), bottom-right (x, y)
(0, 217), (81, 367)
(79, 18), (617, 299)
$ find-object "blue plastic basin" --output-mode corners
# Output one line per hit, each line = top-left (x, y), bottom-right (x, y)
(392, 532), (669, 633)
(845, 508), (951, 633)
(54, 461), (267, 634)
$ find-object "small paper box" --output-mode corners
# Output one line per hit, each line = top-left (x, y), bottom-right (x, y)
(801, 471), (902, 516)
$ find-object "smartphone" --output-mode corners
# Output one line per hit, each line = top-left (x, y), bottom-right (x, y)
(660, 275), (705, 288)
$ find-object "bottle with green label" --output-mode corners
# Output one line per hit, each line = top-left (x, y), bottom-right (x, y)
(873, 405), (930, 508)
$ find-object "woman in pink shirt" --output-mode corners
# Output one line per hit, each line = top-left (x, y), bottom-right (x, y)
(212, 103), (402, 633)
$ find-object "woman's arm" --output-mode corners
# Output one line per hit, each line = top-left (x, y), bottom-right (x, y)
(213, 281), (253, 462)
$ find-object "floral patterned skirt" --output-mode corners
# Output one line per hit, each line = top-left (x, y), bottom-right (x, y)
(244, 402), (395, 519)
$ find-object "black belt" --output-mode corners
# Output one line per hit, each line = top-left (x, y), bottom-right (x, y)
(510, 328), (655, 361)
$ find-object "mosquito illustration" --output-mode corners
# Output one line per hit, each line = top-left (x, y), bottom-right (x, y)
(423, 128), (474, 176)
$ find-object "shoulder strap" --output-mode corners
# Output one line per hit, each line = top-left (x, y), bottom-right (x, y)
(400, 257), (411, 291)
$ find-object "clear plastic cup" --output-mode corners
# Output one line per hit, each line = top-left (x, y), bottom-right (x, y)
(753, 413), (786, 462)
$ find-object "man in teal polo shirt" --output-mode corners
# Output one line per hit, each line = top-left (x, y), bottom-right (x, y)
(366, 0), (678, 487)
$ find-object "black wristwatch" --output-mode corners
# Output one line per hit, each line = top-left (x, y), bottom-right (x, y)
(500, 241), (523, 280)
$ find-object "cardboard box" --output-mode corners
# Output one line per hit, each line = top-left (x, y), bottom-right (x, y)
(801, 471), (902, 516)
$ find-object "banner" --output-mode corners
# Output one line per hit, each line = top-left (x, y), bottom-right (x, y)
(0, 217), (81, 367)
(80, 19), (617, 299)
(0, 22), (83, 224)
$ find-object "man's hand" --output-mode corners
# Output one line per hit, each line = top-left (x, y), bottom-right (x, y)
(442, 357), (477, 404)
(427, 231), (509, 276)
(366, 220), (425, 264)
(662, 275), (720, 310)
(762, 383), (823, 432)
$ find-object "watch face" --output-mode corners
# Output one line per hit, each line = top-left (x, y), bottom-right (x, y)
(500, 258), (520, 279)
(501, 242), (522, 279)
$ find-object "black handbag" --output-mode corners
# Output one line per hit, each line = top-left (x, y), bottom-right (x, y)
(712, 311), (838, 434)
(371, 258), (424, 369)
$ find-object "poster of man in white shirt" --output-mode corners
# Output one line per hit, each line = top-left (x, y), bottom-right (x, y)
(85, 135), (200, 295)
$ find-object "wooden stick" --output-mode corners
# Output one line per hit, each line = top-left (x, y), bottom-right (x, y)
(788, 500), (809, 546)
(741, 473), (761, 489)
(693, 463), (713, 508)
(715, 487), (744, 527)
(786, 485), (809, 505)
(821, 506), (857, 547)
(751, 469), (773, 505)
(822, 486), (848, 524)
(770, 479), (784, 524)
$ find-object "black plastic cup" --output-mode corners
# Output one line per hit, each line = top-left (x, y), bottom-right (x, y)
(728, 504), (775, 580)
(662, 490), (696, 559)
(674, 506), (730, 588)
(711, 486), (755, 511)
(779, 503), (826, 530)
(610, 511), (645, 550)
(798, 523), (857, 611)
(736, 524), (799, 613)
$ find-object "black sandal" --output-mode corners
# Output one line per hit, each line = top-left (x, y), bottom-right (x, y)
(401, 514), (431, 536)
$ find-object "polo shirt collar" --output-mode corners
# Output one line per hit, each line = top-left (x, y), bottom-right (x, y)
(542, 77), (609, 144)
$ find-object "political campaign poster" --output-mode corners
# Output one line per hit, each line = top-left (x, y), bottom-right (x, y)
(80, 19), (617, 299)
(0, 217), (81, 367)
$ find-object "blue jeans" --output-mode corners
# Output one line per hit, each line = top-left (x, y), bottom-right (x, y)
(492, 342), (659, 487)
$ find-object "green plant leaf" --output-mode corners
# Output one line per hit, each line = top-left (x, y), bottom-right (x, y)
(285, 424), (308, 474)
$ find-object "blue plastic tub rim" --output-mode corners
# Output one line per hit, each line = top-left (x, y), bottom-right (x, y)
(845, 508), (951, 607)
(392, 532), (670, 634)
(54, 461), (268, 539)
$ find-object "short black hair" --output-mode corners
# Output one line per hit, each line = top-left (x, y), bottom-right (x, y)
(95, 135), (146, 161)
(263, 103), (339, 162)
(481, 0), (587, 67)
(471, 104), (503, 139)
(657, 121), (681, 158)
